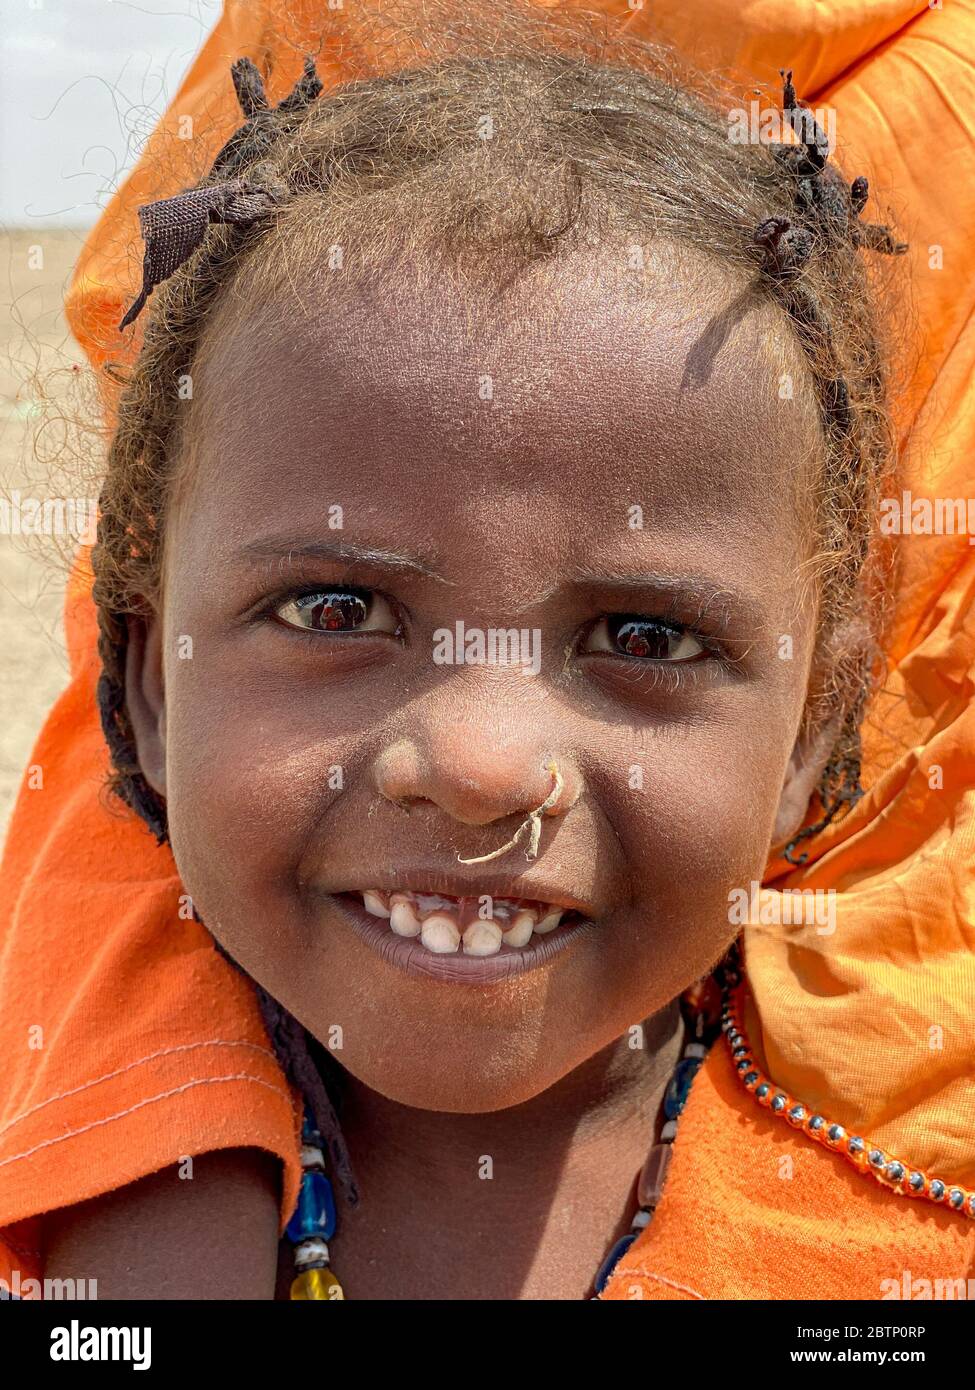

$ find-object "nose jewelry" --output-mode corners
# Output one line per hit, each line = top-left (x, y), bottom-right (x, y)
(457, 761), (564, 865)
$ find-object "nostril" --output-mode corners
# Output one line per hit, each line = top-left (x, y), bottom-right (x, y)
(374, 745), (576, 830)
(387, 794), (432, 815)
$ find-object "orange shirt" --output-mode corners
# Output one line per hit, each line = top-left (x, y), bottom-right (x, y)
(2, 0), (974, 1297)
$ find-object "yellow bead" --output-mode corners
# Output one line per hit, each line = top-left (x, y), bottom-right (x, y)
(290, 1267), (345, 1300)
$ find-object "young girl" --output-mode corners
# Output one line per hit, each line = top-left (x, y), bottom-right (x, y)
(2, 0), (974, 1301)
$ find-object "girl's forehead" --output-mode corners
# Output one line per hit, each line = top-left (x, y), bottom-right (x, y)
(174, 251), (821, 557)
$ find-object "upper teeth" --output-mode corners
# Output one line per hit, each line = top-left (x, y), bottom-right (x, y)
(534, 909), (563, 934)
(461, 919), (503, 956)
(389, 893), (421, 937)
(420, 913), (462, 954)
(364, 890), (392, 919)
(505, 910), (536, 948)
(360, 890), (566, 956)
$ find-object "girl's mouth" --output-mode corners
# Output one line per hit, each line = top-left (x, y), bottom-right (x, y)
(333, 888), (595, 983)
(361, 888), (581, 954)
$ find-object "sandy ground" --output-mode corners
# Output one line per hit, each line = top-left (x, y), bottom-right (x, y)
(0, 228), (92, 849)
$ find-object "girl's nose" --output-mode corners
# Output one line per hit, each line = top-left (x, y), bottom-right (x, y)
(372, 737), (581, 829)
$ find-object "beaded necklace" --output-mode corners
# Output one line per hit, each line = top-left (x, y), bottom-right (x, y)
(722, 973), (975, 1221)
(285, 963), (729, 1300)
(285, 940), (975, 1298)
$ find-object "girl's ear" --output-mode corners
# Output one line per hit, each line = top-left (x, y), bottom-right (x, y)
(124, 614), (167, 798)
(772, 712), (841, 849)
(774, 610), (873, 849)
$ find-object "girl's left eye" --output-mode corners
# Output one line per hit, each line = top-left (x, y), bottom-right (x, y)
(273, 587), (398, 635)
(583, 614), (706, 662)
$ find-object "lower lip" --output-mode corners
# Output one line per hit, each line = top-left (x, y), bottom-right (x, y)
(331, 893), (598, 984)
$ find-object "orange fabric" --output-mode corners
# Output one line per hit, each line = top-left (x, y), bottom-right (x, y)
(0, 550), (302, 1291)
(601, 1040), (975, 1300)
(746, 0), (975, 1188)
(2, 0), (974, 1297)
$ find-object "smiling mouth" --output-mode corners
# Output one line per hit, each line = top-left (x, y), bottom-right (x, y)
(345, 888), (586, 958)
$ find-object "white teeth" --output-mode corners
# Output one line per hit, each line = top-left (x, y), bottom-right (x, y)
(369, 889), (573, 955)
(462, 919), (503, 957)
(503, 910), (536, 948)
(420, 912), (461, 954)
(389, 894), (422, 937)
(534, 909), (564, 934)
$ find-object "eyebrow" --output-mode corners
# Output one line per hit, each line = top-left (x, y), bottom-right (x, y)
(237, 536), (452, 583)
(563, 564), (761, 633)
(236, 539), (761, 629)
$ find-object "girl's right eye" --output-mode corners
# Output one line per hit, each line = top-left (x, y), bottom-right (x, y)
(273, 587), (398, 635)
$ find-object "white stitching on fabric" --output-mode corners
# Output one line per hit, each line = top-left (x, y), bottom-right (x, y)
(616, 1270), (706, 1300)
(0, 1073), (296, 1170)
(0, 1040), (280, 1139)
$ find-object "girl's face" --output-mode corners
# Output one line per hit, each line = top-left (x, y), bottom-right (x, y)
(130, 249), (827, 1111)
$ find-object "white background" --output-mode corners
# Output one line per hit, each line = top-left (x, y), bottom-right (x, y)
(0, 0), (214, 228)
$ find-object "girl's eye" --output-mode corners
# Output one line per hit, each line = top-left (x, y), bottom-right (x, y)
(584, 614), (705, 662)
(273, 588), (398, 635)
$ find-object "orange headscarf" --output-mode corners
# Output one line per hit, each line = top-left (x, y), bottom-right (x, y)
(2, 0), (973, 1298)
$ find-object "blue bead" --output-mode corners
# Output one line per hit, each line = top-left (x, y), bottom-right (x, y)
(593, 1233), (637, 1294)
(664, 1057), (702, 1120)
(286, 1170), (337, 1243)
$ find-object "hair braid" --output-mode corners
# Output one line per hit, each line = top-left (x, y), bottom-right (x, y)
(749, 71), (905, 861)
(208, 932), (359, 1206)
(96, 54), (363, 1204)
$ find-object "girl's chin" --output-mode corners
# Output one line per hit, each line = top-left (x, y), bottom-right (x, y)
(331, 1053), (577, 1114)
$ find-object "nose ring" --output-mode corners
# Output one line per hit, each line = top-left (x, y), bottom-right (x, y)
(457, 760), (564, 865)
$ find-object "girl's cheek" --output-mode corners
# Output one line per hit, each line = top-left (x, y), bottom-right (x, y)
(605, 731), (791, 963)
(613, 718), (788, 847)
(164, 698), (353, 907)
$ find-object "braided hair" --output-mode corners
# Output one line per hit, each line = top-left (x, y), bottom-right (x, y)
(92, 0), (905, 1205)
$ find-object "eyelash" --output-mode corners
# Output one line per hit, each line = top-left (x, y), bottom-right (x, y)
(253, 585), (731, 684)
(601, 651), (716, 694)
(253, 584), (403, 638)
(577, 614), (731, 697)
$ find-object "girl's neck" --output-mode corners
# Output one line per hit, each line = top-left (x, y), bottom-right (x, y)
(326, 999), (685, 1300)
